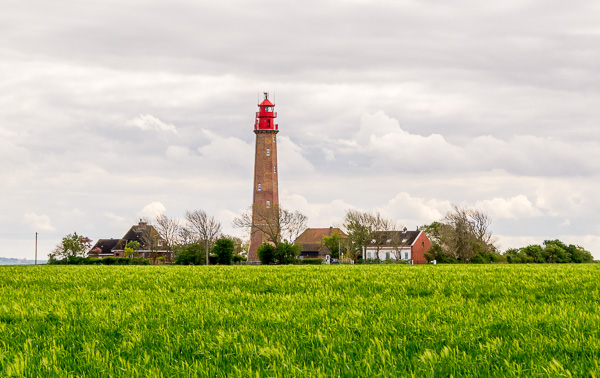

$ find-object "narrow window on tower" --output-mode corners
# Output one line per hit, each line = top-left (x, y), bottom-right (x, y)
(274, 165), (277, 174)
(266, 200), (270, 208)
(258, 183), (261, 191)
(273, 136), (275, 142)
(266, 148), (270, 157)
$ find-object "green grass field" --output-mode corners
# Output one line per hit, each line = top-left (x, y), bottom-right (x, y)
(1, 264), (599, 377)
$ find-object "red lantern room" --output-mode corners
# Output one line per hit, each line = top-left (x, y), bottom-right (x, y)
(254, 92), (278, 130)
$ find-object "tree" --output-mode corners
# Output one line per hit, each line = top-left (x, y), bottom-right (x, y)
(155, 214), (181, 256)
(420, 206), (498, 263)
(233, 204), (307, 246)
(323, 233), (342, 259)
(441, 205), (496, 262)
(139, 222), (161, 263)
(212, 238), (235, 265)
(257, 243), (277, 265)
(342, 209), (374, 261)
(174, 243), (205, 265)
(48, 232), (92, 262)
(185, 209), (222, 265)
(124, 240), (140, 259)
(342, 209), (398, 262)
(274, 241), (300, 264)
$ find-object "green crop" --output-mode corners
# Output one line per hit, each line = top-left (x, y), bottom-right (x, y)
(0, 264), (599, 377)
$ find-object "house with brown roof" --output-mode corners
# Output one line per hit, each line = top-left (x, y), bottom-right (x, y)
(90, 220), (170, 264)
(364, 228), (431, 264)
(294, 227), (348, 259)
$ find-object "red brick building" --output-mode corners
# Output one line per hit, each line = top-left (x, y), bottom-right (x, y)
(364, 229), (432, 264)
(294, 227), (348, 259)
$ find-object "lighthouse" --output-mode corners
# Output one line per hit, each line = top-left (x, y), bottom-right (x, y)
(247, 92), (280, 262)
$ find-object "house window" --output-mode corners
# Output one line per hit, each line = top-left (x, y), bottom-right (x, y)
(158, 240), (163, 247)
(258, 183), (261, 191)
(266, 200), (270, 208)
(266, 148), (270, 157)
(422, 242), (425, 248)
(385, 252), (390, 260)
(405, 252), (409, 260)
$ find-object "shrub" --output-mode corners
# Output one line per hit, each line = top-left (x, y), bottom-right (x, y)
(213, 238), (235, 265)
(301, 258), (323, 265)
(174, 243), (204, 265)
(102, 257), (117, 265)
(257, 243), (276, 265)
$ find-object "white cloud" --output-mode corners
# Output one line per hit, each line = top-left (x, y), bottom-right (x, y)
(139, 202), (166, 219)
(165, 145), (193, 160)
(197, 130), (253, 172)
(476, 195), (543, 219)
(128, 114), (178, 137)
(379, 192), (452, 226)
(22, 212), (55, 231)
(278, 136), (315, 174)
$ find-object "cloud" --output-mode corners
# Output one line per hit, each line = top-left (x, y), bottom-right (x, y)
(328, 111), (600, 176)
(128, 114), (178, 138)
(278, 136), (315, 174)
(476, 195), (543, 219)
(22, 212), (55, 231)
(379, 192), (452, 226)
(139, 202), (166, 220)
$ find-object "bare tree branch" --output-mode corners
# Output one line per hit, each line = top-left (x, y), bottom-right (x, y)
(185, 209), (222, 265)
(233, 205), (307, 245)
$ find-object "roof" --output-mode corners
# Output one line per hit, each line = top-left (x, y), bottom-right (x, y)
(368, 230), (422, 248)
(112, 222), (166, 251)
(90, 239), (119, 255)
(299, 243), (331, 256)
(295, 227), (347, 245)
(259, 98), (274, 107)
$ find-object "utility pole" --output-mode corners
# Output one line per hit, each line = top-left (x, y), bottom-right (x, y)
(35, 232), (38, 265)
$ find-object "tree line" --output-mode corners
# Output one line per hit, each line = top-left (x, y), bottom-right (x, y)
(48, 203), (594, 265)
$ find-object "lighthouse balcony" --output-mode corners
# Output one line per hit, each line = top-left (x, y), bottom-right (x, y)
(256, 111), (277, 118)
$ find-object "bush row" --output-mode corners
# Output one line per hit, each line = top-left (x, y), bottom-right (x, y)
(49, 256), (151, 265)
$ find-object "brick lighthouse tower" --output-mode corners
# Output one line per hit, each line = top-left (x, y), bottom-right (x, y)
(247, 92), (280, 263)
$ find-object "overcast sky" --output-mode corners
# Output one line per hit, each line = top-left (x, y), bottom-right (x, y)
(1, 0), (599, 259)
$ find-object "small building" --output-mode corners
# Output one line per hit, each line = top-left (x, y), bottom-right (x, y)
(364, 228), (431, 264)
(295, 227), (348, 259)
(91, 220), (170, 264)
(89, 238), (120, 258)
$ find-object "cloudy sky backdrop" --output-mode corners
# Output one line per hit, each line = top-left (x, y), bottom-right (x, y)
(2, 0), (599, 259)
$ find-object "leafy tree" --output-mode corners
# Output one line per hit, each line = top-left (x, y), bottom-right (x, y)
(174, 243), (205, 265)
(275, 241), (300, 264)
(323, 233), (342, 258)
(125, 240), (140, 258)
(48, 232), (92, 262)
(257, 243), (277, 265)
(505, 240), (593, 264)
(522, 244), (544, 263)
(342, 209), (398, 262)
(213, 238), (235, 265)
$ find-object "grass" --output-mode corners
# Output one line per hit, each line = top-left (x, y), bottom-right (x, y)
(0, 264), (599, 377)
